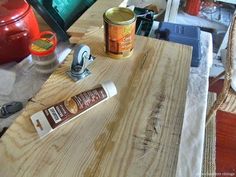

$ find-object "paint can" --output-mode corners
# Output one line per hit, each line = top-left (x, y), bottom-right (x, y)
(103, 7), (136, 59)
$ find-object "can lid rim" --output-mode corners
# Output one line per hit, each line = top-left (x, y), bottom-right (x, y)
(104, 7), (136, 25)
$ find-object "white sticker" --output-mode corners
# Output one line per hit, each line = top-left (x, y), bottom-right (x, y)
(48, 107), (61, 123)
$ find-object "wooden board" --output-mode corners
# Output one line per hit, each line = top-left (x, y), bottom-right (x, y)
(67, 0), (128, 40)
(0, 30), (192, 177)
(35, 11), (52, 32)
(164, 0), (180, 22)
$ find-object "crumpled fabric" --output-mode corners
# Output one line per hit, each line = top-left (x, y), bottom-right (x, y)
(0, 43), (71, 132)
(175, 32), (213, 177)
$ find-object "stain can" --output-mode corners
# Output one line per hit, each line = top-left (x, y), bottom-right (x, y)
(103, 7), (136, 59)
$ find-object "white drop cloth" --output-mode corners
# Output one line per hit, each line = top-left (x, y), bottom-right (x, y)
(175, 32), (213, 177)
(0, 69), (16, 96)
(0, 42), (71, 131)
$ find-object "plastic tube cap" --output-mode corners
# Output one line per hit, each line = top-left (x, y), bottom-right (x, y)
(101, 81), (117, 98)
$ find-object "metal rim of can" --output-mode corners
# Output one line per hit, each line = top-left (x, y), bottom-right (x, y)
(103, 7), (136, 25)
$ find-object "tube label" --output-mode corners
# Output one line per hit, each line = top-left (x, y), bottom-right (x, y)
(43, 87), (107, 129)
(30, 82), (117, 139)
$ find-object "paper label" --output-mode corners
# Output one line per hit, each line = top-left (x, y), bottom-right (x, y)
(42, 87), (107, 129)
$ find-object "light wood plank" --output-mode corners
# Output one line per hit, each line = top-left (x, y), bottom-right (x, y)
(0, 30), (192, 177)
(164, 0), (180, 22)
(67, 0), (128, 40)
(34, 11), (52, 32)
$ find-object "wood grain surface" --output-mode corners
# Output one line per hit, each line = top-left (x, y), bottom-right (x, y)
(67, 0), (127, 41)
(0, 30), (192, 177)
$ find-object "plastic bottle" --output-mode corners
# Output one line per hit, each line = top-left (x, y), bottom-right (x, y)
(29, 31), (58, 74)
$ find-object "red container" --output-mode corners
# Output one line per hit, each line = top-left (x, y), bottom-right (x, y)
(185, 0), (201, 16)
(29, 31), (59, 74)
(0, 0), (40, 64)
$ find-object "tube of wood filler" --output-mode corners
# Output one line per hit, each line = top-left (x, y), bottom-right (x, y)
(31, 81), (117, 138)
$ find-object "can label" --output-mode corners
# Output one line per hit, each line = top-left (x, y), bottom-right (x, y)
(104, 21), (136, 58)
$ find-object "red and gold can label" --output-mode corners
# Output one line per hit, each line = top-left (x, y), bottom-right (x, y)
(107, 22), (135, 55)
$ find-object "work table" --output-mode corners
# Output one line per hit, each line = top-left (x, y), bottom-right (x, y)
(0, 0), (211, 176)
(0, 27), (192, 176)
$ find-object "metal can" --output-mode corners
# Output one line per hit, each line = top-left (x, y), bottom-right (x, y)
(103, 7), (136, 59)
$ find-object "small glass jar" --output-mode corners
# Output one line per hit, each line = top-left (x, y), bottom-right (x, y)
(29, 31), (58, 74)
